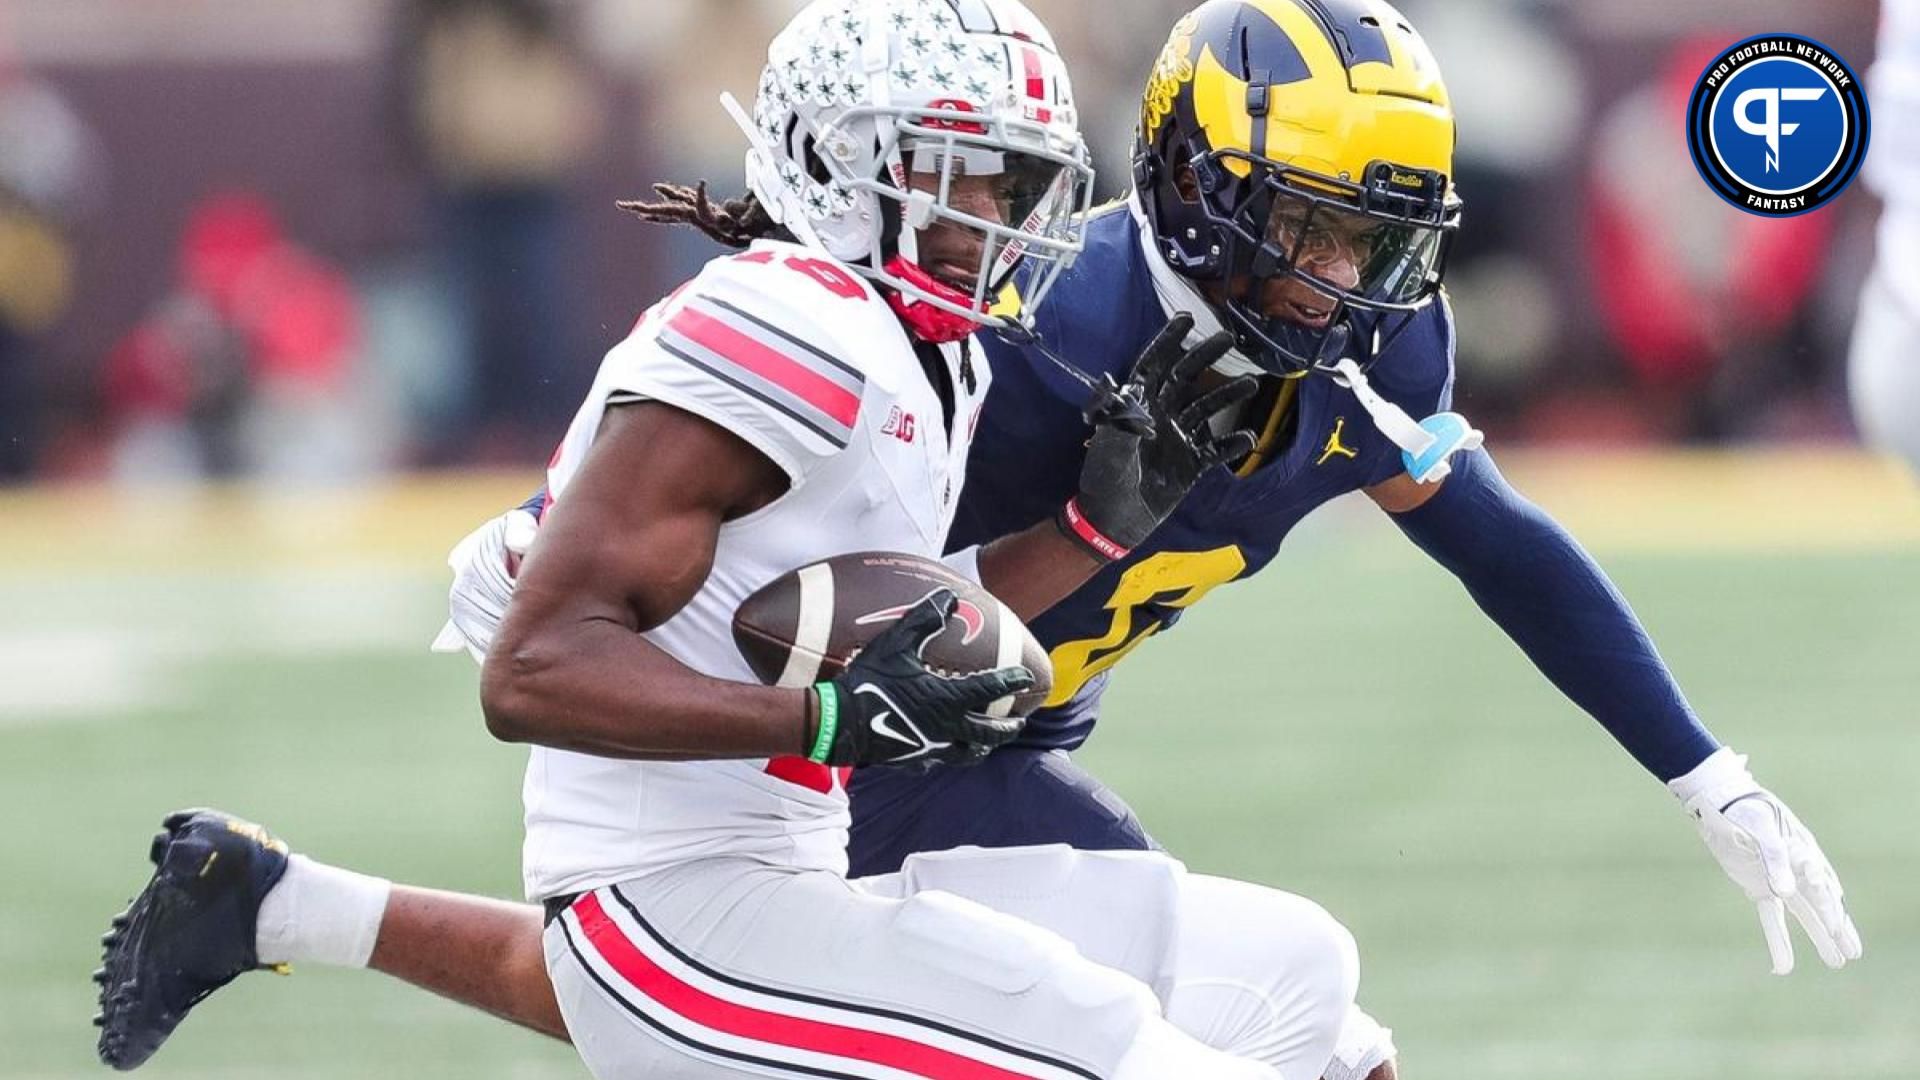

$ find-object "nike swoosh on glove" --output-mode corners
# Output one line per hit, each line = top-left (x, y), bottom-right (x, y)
(810, 589), (1031, 769)
(1668, 747), (1863, 974)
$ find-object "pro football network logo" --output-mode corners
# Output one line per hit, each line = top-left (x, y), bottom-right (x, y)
(1686, 34), (1869, 217)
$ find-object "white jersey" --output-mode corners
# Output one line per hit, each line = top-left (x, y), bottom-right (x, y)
(521, 239), (990, 900)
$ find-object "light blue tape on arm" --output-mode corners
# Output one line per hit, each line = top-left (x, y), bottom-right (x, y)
(1402, 412), (1484, 484)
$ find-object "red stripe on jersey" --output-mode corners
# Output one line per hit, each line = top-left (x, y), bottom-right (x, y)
(573, 892), (1046, 1080)
(1022, 48), (1045, 102)
(668, 306), (860, 429)
(763, 756), (851, 795)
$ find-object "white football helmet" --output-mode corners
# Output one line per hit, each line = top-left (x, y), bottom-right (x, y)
(729, 0), (1094, 341)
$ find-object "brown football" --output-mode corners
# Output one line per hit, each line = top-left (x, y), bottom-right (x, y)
(731, 551), (1053, 717)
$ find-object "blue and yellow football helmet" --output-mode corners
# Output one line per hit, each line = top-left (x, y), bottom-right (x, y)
(1133, 0), (1461, 374)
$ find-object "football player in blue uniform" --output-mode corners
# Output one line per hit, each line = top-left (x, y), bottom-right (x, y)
(96, 0), (1858, 1074)
(852, 0), (1861, 980)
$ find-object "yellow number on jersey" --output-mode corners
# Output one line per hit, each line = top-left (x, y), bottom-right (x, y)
(1044, 546), (1248, 707)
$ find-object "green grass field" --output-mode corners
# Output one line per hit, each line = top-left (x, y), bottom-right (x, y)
(4, 455), (1917, 1080)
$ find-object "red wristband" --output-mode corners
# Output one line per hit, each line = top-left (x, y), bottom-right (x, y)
(1057, 497), (1132, 562)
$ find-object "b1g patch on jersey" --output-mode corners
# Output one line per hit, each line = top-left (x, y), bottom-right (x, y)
(1686, 34), (1869, 217)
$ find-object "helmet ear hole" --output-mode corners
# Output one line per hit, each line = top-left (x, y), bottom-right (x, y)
(797, 134), (833, 184)
(1173, 164), (1202, 204)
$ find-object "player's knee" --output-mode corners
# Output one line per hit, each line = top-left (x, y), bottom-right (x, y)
(1251, 887), (1358, 1031)
(1175, 877), (1359, 1066)
(1289, 895), (1360, 1033)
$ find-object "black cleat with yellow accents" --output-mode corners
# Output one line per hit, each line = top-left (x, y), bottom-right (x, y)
(94, 809), (290, 1071)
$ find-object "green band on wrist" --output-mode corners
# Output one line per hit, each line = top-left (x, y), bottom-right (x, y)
(807, 683), (839, 764)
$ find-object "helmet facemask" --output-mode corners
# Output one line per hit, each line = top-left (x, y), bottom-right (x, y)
(1157, 145), (1459, 375)
(839, 104), (1094, 341)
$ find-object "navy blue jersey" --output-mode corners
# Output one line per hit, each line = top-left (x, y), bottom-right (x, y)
(953, 204), (1457, 751)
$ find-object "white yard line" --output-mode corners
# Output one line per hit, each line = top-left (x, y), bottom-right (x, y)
(0, 629), (163, 725)
(0, 570), (443, 725)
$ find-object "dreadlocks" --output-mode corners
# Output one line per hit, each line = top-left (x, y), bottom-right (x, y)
(617, 182), (781, 249)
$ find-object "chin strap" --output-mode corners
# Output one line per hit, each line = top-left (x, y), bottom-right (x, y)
(882, 256), (989, 344)
(1317, 325), (1482, 484)
(990, 318), (1156, 437)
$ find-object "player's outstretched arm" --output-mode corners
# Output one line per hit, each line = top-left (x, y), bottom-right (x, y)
(1373, 448), (1861, 974)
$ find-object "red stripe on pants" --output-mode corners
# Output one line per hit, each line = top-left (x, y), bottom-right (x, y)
(573, 892), (1045, 1080)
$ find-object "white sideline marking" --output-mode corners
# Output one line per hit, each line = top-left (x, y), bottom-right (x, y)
(0, 572), (436, 727)
(0, 630), (163, 725)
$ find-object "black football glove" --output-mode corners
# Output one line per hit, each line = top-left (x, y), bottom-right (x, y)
(1060, 314), (1260, 559)
(808, 590), (1031, 769)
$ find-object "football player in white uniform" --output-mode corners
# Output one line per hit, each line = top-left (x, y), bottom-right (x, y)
(97, 3), (1378, 1079)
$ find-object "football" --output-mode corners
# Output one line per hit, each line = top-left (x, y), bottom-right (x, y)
(732, 551), (1053, 718)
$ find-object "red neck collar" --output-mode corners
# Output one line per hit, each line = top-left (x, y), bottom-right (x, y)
(883, 257), (988, 344)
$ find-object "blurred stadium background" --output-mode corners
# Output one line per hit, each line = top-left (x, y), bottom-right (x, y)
(2, 1), (1916, 1078)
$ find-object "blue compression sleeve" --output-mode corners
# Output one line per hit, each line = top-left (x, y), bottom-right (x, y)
(1390, 449), (1718, 781)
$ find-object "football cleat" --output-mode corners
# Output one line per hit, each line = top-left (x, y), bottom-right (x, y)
(95, 809), (290, 1071)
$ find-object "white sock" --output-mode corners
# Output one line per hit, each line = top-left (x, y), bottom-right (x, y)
(254, 854), (392, 968)
(1113, 1017), (1283, 1080)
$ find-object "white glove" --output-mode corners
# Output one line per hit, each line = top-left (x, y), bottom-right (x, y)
(1668, 748), (1863, 974)
(430, 509), (537, 662)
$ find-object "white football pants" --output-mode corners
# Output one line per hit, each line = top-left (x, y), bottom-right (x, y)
(543, 845), (1358, 1080)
